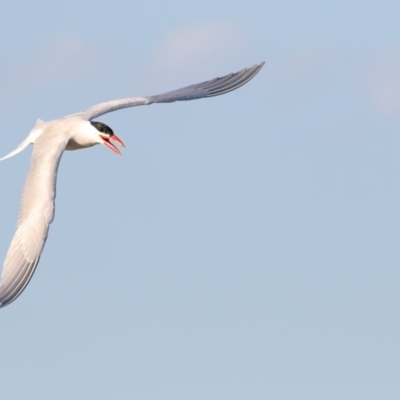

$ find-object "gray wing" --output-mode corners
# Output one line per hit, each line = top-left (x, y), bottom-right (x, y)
(0, 134), (68, 308)
(70, 62), (265, 120)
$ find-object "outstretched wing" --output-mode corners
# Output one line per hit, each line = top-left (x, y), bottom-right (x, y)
(69, 62), (265, 121)
(0, 134), (67, 307)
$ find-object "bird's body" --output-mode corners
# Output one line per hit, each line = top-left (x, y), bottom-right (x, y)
(0, 62), (264, 308)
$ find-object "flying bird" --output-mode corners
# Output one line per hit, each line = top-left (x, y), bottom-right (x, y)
(0, 62), (265, 308)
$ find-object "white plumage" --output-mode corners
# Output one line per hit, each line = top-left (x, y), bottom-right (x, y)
(0, 62), (264, 308)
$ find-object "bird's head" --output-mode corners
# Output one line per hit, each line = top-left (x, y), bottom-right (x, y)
(90, 121), (125, 155)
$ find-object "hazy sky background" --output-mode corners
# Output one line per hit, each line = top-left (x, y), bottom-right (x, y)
(1, 1), (400, 399)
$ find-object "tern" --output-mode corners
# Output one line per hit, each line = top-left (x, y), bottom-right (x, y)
(0, 62), (264, 308)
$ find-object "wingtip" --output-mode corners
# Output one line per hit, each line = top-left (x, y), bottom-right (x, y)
(253, 61), (266, 72)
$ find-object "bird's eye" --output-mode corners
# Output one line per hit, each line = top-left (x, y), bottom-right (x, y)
(91, 121), (114, 136)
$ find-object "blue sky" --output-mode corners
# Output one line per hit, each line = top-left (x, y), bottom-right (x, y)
(1, 0), (400, 399)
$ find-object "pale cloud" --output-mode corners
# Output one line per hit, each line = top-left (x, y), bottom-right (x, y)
(365, 49), (400, 116)
(153, 21), (244, 74)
